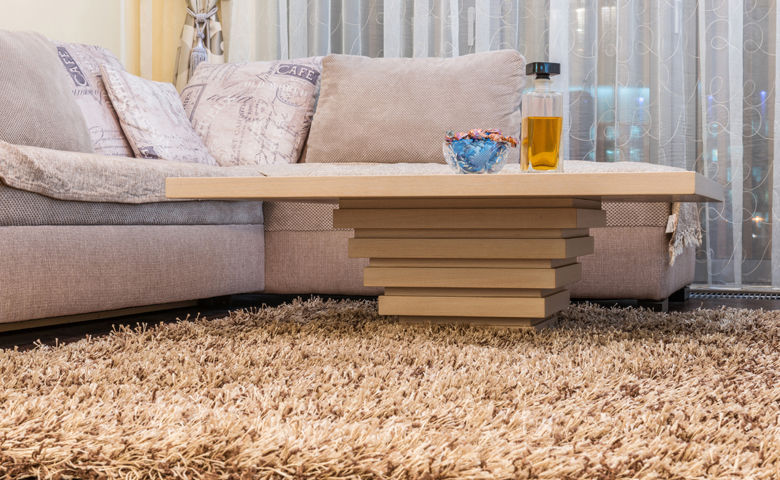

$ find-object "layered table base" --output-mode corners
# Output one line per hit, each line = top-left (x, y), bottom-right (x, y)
(333, 198), (606, 329)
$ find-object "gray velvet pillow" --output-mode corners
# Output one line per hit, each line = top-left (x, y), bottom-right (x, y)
(304, 50), (525, 164)
(0, 30), (93, 152)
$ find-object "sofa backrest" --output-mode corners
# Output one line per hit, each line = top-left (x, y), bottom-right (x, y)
(303, 50), (526, 164)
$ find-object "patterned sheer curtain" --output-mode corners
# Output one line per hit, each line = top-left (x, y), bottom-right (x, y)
(223, 0), (778, 290)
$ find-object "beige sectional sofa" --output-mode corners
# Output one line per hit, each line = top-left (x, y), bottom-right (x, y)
(0, 185), (693, 330)
(0, 31), (696, 330)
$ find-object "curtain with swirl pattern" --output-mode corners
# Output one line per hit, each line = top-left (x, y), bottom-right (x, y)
(223, 0), (778, 289)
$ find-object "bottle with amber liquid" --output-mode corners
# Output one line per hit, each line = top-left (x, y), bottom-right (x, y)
(521, 62), (563, 172)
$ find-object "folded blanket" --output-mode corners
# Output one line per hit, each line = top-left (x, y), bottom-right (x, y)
(0, 141), (701, 263)
(0, 141), (265, 204)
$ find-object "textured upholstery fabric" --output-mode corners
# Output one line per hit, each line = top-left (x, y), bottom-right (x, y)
(603, 202), (669, 227)
(0, 225), (265, 323)
(0, 183), (262, 226)
(263, 201), (343, 231)
(304, 50), (525, 164)
(100, 65), (217, 165)
(264, 230), (380, 296)
(54, 42), (133, 156)
(0, 31), (93, 152)
(570, 226), (695, 300)
(181, 58), (322, 166)
(264, 201), (671, 231)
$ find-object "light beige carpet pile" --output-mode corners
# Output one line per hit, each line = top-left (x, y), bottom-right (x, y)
(0, 299), (778, 479)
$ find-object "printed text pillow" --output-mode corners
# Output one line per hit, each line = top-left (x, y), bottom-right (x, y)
(100, 65), (217, 165)
(54, 42), (133, 156)
(180, 57), (322, 166)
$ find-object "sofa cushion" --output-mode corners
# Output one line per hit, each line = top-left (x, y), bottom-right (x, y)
(0, 30), (93, 152)
(0, 183), (263, 226)
(181, 58), (323, 166)
(304, 50), (525, 164)
(54, 42), (133, 156)
(570, 226), (695, 300)
(264, 229), (380, 296)
(0, 225), (265, 323)
(100, 65), (217, 165)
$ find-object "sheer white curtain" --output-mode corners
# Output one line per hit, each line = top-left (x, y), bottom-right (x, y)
(223, 0), (778, 289)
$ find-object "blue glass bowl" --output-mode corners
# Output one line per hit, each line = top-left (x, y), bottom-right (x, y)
(442, 139), (510, 174)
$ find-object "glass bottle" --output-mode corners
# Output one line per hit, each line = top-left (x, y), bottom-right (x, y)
(521, 62), (563, 172)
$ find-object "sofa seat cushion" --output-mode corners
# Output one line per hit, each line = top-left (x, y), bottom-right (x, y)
(0, 225), (265, 324)
(0, 183), (262, 226)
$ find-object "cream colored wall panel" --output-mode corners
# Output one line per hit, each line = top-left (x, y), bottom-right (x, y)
(1, 0), (186, 80)
(1, 0), (124, 61)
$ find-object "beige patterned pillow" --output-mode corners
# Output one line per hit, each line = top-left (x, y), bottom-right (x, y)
(101, 66), (216, 165)
(180, 57), (322, 166)
(305, 50), (525, 164)
(54, 42), (133, 157)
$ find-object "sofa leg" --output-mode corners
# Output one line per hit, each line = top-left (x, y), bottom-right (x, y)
(637, 297), (669, 312)
(669, 286), (690, 303)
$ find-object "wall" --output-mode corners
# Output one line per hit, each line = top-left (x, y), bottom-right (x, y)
(0, 0), (187, 82)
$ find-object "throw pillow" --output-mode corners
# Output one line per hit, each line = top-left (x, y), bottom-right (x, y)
(0, 30), (93, 152)
(304, 50), (526, 164)
(180, 57), (322, 166)
(54, 42), (133, 157)
(100, 65), (217, 165)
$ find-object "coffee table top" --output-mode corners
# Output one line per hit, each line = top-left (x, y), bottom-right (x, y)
(165, 163), (723, 203)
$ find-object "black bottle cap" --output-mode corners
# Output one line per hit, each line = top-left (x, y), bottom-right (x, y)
(526, 62), (560, 78)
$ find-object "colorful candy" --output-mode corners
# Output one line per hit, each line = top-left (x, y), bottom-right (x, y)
(445, 129), (518, 147)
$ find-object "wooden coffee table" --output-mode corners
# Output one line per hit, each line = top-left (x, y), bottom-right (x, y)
(166, 168), (722, 329)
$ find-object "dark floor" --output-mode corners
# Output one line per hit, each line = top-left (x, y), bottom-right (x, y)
(0, 294), (363, 351)
(1, 292), (778, 350)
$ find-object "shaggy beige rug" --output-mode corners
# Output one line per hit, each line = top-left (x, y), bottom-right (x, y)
(0, 299), (778, 479)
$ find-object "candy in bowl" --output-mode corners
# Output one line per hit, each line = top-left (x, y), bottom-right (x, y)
(443, 129), (518, 174)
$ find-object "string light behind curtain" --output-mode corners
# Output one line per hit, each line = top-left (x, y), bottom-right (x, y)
(223, 0), (778, 290)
